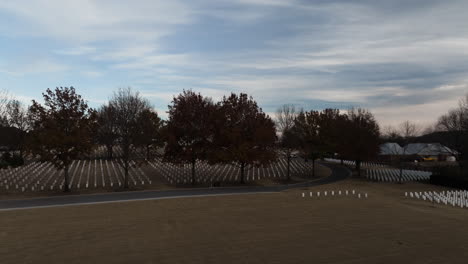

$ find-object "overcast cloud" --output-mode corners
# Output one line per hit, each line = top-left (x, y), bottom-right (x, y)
(1, 0), (467, 126)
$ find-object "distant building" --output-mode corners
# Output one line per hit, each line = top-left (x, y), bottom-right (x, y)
(380, 143), (404, 156)
(379, 142), (456, 162)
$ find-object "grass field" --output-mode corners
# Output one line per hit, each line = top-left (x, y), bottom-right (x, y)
(1, 179), (468, 264)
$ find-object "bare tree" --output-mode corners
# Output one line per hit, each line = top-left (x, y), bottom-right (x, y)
(381, 125), (400, 140)
(276, 104), (296, 134)
(396, 120), (421, 183)
(6, 100), (29, 131)
(110, 87), (152, 189)
(5, 100), (30, 159)
(96, 104), (118, 159)
(435, 93), (468, 175)
(437, 107), (466, 160)
(0, 90), (11, 126)
(275, 104), (298, 181)
(399, 120), (420, 139)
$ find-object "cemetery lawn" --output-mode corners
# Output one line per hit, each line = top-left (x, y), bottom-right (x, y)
(1, 179), (468, 264)
(0, 162), (331, 200)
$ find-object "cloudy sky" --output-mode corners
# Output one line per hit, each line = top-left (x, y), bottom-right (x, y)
(1, 0), (467, 127)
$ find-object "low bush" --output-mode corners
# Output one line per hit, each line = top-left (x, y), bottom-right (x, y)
(431, 165), (468, 189)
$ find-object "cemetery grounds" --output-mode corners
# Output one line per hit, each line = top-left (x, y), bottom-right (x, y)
(0, 146), (329, 199)
(1, 173), (468, 263)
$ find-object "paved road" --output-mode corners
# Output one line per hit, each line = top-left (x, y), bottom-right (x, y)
(0, 162), (351, 211)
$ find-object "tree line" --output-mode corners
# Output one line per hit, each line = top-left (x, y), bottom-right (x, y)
(0, 87), (381, 192)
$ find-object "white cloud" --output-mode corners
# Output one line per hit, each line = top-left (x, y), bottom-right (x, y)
(1, 0), (468, 128)
(0, 60), (68, 76)
(81, 71), (103, 78)
(0, 0), (193, 43)
(55, 46), (96, 56)
(93, 45), (158, 61)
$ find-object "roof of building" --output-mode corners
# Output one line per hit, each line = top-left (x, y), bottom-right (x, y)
(380, 142), (403, 155)
(404, 143), (455, 156)
(380, 142), (456, 156)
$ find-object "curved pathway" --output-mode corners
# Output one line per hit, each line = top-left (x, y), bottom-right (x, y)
(0, 162), (351, 211)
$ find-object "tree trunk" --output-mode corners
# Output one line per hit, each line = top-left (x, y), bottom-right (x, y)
(63, 164), (70, 192)
(340, 159), (343, 165)
(146, 145), (151, 160)
(191, 159), (196, 185)
(312, 158), (316, 178)
(107, 144), (113, 159)
(356, 160), (361, 177)
(399, 157), (403, 184)
(240, 163), (245, 184)
(287, 155), (291, 181)
(124, 158), (129, 189)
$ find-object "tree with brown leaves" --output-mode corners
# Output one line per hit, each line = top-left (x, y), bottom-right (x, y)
(28, 87), (96, 192)
(339, 108), (380, 176)
(164, 90), (215, 185)
(213, 93), (277, 184)
(135, 109), (164, 160)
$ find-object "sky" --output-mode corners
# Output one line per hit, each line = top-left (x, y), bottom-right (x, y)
(1, 0), (468, 128)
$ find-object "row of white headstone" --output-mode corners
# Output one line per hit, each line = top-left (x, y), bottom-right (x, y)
(0, 156), (317, 191)
(405, 190), (468, 208)
(148, 158), (315, 185)
(301, 190), (368, 199)
(324, 158), (385, 168)
(366, 168), (431, 182)
(0, 159), (150, 192)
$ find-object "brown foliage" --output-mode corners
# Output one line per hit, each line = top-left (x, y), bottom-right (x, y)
(213, 93), (277, 184)
(164, 90), (215, 185)
(27, 87), (96, 192)
(339, 108), (380, 175)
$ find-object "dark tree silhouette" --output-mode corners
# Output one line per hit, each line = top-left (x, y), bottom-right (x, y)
(290, 110), (325, 178)
(96, 104), (118, 159)
(164, 90), (215, 185)
(5, 100), (29, 159)
(110, 87), (152, 189)
(276, 104), (299, 181)
(213, 93), (277, 184)
(27, 87), (96, 192)
(135, 109), (164, 160)
(339, 108), (380, 176)
(436, 93), (468, 175)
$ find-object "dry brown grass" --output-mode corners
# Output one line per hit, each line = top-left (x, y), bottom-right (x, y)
(1, 179), (468, 264)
